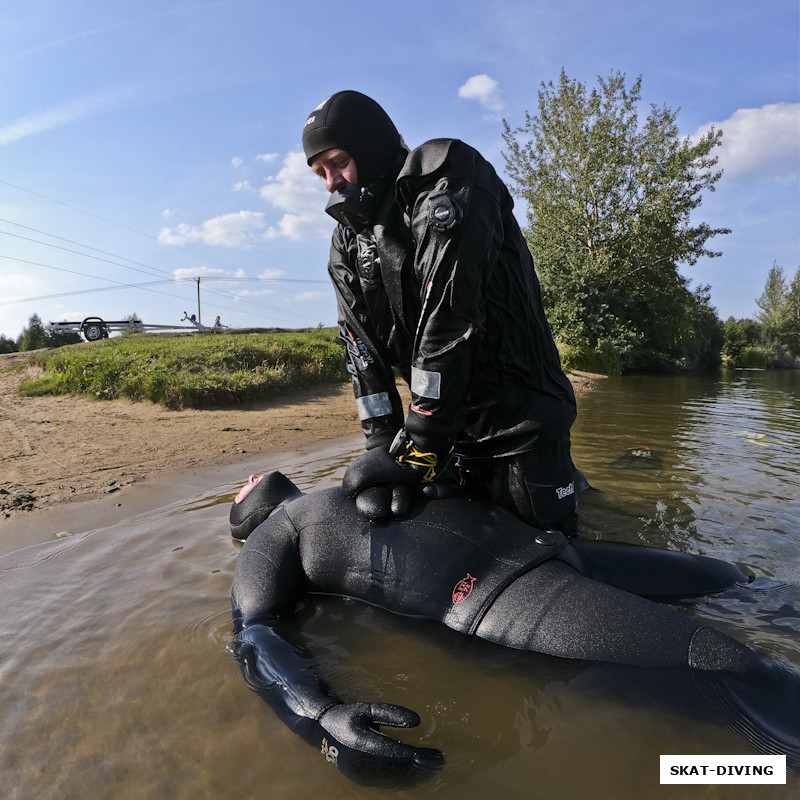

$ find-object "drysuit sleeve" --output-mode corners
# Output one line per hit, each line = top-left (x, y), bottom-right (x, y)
(328, 225), (405, 448)
(230, 506), (443, 780)
(397, 141), (505, 447)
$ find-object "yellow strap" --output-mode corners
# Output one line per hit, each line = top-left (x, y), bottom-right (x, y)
(396, 444), (453, 482)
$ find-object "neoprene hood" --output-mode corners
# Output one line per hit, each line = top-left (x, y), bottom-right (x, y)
(302, 90), (403, 187)
(230, 471), (303, 542)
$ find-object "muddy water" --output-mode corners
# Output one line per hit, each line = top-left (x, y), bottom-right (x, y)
(2, 371), (798, 799)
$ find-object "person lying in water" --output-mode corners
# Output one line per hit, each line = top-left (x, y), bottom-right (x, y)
(229, 469), (800, 782)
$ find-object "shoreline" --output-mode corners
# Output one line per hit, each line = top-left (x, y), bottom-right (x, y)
(0, 435), (363, 557)
(1, 349), (602, 556)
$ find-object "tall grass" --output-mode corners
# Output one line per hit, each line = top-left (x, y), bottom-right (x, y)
(16, 329), (348, 409)
(557, 342), (621, 376)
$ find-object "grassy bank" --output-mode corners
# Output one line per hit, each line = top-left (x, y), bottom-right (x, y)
(16, 328), (348, 410)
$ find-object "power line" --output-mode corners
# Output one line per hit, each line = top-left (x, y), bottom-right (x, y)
(0, 279), (174, 305)
(0, 178), (261, 273)
(0, 179), (332, 326)
(0, 255), (321, 324)
(0, 218), (324, 286)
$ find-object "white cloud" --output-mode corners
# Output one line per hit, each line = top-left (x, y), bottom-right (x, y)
(0, 271), (37, 302)
(0, 271), (36, 289)
(258, 268), (285, 280)
(172, 266), (231, 281)
(295, 291), (324, 301)
(158, 153), (331, 251)
(231, 156), (243, 168)
(0, 84), (148, 145)
(458, 74), (504, 113)
(233, 288), (275, 299)
(161, 208), (174, 218)
(695, 103), (800, 182)
(158, 210), (266, 247)
(257, 152), (278, 162)
(259, 151), (333, 240)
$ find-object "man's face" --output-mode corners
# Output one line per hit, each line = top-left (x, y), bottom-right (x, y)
(311, 148), (358, 193)
(235, 473), (264, 504)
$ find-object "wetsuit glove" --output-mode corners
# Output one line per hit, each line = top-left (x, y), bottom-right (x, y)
(233, 626), (443, 784)
(342, 445), (418, 523)
(318, 702), (444, 770)
(342, 427), (453, 523)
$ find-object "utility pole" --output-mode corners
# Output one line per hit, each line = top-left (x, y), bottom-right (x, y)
(195, 277), (201, 325)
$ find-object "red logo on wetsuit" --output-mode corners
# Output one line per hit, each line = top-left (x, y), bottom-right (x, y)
(452, 573), (477, 604)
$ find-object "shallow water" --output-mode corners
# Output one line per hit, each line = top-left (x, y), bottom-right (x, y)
(2, 371), (799, 799)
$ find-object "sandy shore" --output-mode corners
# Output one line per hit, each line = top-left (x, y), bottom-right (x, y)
(0, 349), (599, 553)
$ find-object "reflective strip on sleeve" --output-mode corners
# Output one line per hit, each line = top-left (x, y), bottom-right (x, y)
(411, 367), (441, 400)
(355, 392), (393, 420)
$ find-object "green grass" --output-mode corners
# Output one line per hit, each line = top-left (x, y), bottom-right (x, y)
(16, 329), (349, 410)
(557, 342), (622, 376)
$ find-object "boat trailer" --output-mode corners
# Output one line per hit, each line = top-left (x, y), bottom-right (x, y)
(46, 313), (210, 342)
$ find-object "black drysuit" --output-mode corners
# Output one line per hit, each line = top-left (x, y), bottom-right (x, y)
(230, 478), (800, 781)
(328, 138), (576, 460)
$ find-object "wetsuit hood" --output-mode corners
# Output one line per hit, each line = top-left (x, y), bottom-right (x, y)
(302, 90), (404, 187)
(230, 471), (303, 542)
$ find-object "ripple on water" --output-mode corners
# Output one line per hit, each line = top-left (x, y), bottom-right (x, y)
(2, 372), (798, 799)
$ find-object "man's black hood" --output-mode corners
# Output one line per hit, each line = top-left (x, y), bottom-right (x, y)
(302, 90), (404, 187)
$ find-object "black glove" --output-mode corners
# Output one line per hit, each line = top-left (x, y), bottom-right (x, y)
(353, 485), (413, 524)
(343, 428), (453, 523)
(233, 626), (444, 785)
(318, 702), (443, 769)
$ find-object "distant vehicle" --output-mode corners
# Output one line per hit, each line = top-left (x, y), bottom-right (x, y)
(46, 315), (202, 342)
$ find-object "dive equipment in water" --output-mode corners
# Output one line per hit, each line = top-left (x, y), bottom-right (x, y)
(231, 474), (800, 779)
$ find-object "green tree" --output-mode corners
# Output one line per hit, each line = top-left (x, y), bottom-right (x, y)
(502, 69), (729, 369)
(45, 328), (82, 347)
(16, 313), (48, 351)
(0, 334), (18, 353)
(783, 268), (800, 356)
(683, 285), (724, 371)
(755, 263), (788, 348)
(756, 263), (800, 363)
(722, 316), (762, 364)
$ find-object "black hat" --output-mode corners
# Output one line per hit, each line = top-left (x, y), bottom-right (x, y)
(229, 471), (303, 542)
(302, 90), (403, 187)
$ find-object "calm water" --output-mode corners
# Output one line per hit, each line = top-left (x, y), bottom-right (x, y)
(2, 371), (798, 800)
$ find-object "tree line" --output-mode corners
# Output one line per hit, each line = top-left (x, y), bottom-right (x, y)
(723, 264), (800, 369)
(502, 68), (798, 372)
(0, 313), (82, 353)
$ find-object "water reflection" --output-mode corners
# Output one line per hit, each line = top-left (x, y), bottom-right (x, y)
(1, 371), (798, 799)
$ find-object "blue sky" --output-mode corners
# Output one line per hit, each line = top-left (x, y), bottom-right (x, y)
(1, 0), (798, 340)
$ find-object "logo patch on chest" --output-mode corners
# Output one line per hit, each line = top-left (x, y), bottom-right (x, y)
(452, 573), (477, 604)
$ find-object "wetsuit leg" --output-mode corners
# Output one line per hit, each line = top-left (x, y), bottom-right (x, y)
(558, 540), (748, 599)
(475, 559), (800, 768)
(475, 559), (700, 666)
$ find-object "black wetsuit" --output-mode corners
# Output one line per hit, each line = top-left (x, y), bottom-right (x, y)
(231, 477), (800, 780)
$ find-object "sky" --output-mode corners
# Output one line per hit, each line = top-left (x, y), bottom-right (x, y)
(1, 0), (798, 340)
